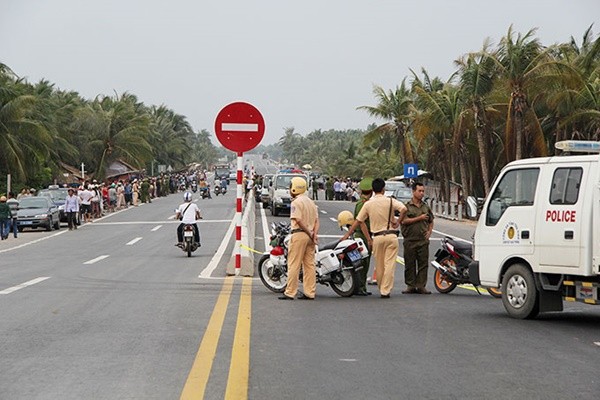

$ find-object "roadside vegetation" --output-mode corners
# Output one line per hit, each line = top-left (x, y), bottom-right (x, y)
(2, 26), (599, 199)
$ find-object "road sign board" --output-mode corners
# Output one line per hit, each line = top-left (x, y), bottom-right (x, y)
(403, 163), (418, 178)
(214, 102), (265, 153)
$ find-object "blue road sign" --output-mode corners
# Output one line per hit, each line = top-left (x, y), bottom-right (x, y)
(403, 163), (418, 178)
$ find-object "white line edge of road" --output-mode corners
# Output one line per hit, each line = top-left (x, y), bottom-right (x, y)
(199, 218), (237, 279)
(261, 207), (271, 253)
(0, 277), (51, 295)
(83, 255), (110, 265)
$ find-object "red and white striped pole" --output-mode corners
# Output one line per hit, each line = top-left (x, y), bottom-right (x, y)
(235, 152), (244, 273)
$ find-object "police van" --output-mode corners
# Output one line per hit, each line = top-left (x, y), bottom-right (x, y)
(470, 141), (600, 319)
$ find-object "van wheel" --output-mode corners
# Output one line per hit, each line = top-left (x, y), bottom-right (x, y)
(502, 263), (539, 319)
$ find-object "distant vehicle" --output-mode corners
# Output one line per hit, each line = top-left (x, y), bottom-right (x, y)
(262, 152), (268, 159)
(260, 174), (274, 208)
(214, 163), (231, 180)
(228, 171), (237, 182)
(37, 185), (79, 224)
(384, 180), (407, 197)
(17, 196), (61, 231)
(392, 186), (413, 204)
(269, 172), (308, 216)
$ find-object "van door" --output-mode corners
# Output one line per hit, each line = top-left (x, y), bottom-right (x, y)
(536, 164), (586, 270)
(476, 167), (540, 285)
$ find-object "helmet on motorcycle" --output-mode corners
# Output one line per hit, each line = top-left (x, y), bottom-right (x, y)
(289, 177), (307, 196)
(337, 210), (354, 228)
(183, 191), (193, 202)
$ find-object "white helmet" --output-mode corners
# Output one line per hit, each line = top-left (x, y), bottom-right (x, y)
(183, 191), (193, 202)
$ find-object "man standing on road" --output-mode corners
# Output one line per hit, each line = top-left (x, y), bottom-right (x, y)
(65, 188), (80, 230)
(6, 192), (19, 239)
(346, 178), (407, 298)
(400, 182), (434, 294)
(279, 177), (319, 300)
(325, 177), (334, 200)
(79, 184), (94, 223)
(0, 196), (10, 240)
(312, 178), (319, 200)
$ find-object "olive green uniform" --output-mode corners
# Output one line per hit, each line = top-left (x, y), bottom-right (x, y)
(353, 197), (371, 294)
(401, 200), (434, 289)
(325, 179), (334, 200)
(140, 180), (150, 203)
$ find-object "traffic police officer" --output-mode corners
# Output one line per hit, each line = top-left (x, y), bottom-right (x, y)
(345, 178), (407, 298)
(340, 177), (373, 295)
(279, 177), (320, 300)
(400, 181), (434, 294)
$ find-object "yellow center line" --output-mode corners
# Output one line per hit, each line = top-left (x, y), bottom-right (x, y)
(225, 277), (252, 400)
(180, 276), (234, 400)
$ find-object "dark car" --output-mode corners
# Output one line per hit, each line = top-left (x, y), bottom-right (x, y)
(16, 196), (61, 231)
(38, 186), (70, 222)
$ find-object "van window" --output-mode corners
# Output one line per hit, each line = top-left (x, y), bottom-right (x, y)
(486, 168), (540, 226)
(549, 168), (582, 205)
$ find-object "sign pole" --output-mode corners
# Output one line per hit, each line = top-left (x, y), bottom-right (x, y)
(235, 152), (244, 273)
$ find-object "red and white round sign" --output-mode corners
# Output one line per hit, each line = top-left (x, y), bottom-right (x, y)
(214, 102), (265, 153)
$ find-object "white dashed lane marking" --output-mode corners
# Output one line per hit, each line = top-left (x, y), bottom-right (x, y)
(0, 277), (51, 295)
(126, 237), (143, 245)
(151, 225), (162, 231)
(83, 255), (110, 265)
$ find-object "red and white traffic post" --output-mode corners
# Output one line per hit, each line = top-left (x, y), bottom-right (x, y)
(214, 102), (265, 273)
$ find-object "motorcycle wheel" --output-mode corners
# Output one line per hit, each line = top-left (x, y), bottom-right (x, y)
(329, 269), (356, 297)
(433, 267), (457, 294)
(258, 254), (287, 293)
(486, 287), (502, 298)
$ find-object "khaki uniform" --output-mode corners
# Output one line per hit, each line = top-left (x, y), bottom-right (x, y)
(401, 200), (434, 289)
(284, 193), (318, 298)
(356, 194), (407, 296)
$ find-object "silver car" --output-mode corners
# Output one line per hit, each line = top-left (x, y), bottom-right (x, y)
(16, 196), (61, 231)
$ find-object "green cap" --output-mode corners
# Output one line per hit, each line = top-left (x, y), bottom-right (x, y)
(358, 177), (373, 191)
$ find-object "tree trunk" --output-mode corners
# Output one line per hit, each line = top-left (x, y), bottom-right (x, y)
(474, 105), (491, 195)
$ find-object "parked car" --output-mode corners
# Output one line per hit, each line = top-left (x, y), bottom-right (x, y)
(37, 185), (70, 223)
(229, 171), (237, 182)
(17, 196), (61, 231)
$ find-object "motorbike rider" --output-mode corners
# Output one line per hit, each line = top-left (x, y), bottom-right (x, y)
(279, 177), (319, 300)
(175, 191), (202, 247)
(199, 178), (211, 198)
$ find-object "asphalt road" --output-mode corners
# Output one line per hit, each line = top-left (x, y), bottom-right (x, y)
(1, 183), (599, 399)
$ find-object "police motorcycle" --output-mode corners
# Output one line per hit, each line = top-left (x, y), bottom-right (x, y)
(176, 192), (201, 257)
(431, 236), (502, 298)
(257, 212), (369, 297)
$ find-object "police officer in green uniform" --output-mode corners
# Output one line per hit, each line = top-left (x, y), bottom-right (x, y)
(400, 181), (434, 294)
(140, 178), (150, 203)
(325, 177), (334, 200)
(340, 177), (373, 296)
(312, 178), (319, 200)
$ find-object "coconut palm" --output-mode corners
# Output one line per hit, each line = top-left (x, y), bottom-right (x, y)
(455, 47), (498, 194)
(488, 26), (555, 161)
(0, 74), (52, 181)
(358, 80), (415, 164)
(72, 92), (152, 178)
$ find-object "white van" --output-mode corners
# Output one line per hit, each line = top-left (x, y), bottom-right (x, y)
(470, 141), (600, 319)
(268, 172), (308, 216)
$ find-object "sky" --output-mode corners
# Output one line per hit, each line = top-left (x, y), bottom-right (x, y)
(1, 0), (598, 145)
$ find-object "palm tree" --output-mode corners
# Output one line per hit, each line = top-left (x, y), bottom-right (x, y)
(455, 48), (498, 194)
(72, 92), (152, 178)
(0, 74), (51, 181)
(488, 26), (553, 161)
(358, 80), (415, 164)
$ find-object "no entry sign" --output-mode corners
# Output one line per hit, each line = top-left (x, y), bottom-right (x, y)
(214, 102), (265, 153)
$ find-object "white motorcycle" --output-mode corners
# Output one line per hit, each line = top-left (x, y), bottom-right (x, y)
(258, 222), (369, 297)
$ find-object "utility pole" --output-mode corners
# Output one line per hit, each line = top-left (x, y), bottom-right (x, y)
(81, 163), (85, 181)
